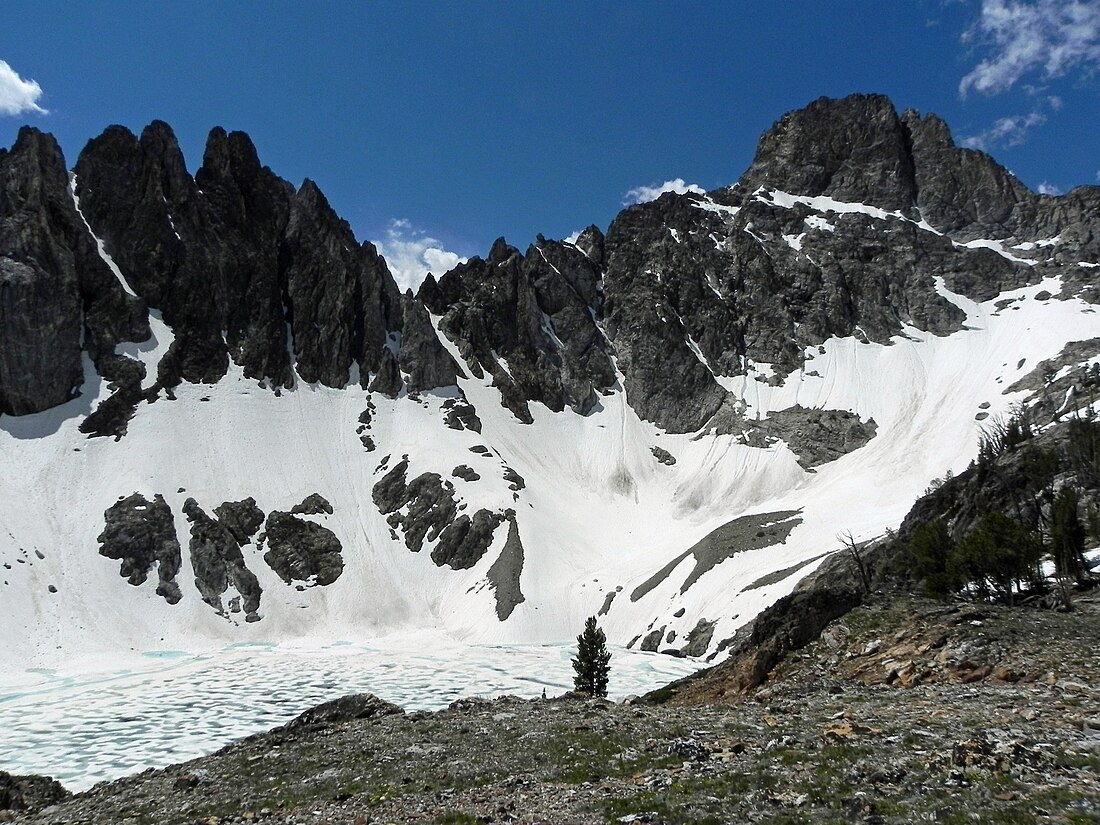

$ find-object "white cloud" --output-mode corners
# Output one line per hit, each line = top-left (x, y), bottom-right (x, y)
(960, 0), (1100, 96)
(0, 59), (47, 116)
(623, 178), (705, 205)
(373, 219), (466, 293)
(962, 111), (1047, 149)
(1037, 181), (1062, 194)
(564, 229), (583, 244)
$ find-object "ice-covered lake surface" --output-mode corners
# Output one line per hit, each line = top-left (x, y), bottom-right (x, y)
(0, 640), (701, 792)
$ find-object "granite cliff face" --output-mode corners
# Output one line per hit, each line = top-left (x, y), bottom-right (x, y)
(3, 93), (1095, 430)
(1, 93), (1097, 661)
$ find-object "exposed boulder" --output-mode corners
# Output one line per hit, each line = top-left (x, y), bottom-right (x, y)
(282, 693), (404, 730)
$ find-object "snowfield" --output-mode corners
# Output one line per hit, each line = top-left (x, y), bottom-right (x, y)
(1, 272), (1095, 672)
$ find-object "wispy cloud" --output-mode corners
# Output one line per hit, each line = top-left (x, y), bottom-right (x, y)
(623, 178), (705, 205)
(1037, 181), (1062, 194)
(373, 219), (466, 293)
(962, 111), (1047, 149)
(0, 59), (47, 116)
(960, 0), (1100, 96)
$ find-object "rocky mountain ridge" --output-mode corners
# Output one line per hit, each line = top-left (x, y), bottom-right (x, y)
(1, 92), (1098, 669)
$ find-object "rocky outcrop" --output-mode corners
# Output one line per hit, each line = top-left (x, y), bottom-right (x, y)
(281, 693), (404, 730)
(421, 235), (615, 422)
(212, 497), (265, 546)
(261, 510), (344, 587)
(747, 406), (877, 469)
(0, 770), (70, 813)
(630, 511), (803, 602)
(372, 457), (505, 569)
(0, 127), (143, 417)
(182, 497), (262, 620)
(649, 546), (869, 702)
(97, 493), (182, 604)
(430, 509), (505, 570)
(290, 493), (333, 516)
(372, 458), (459, 553)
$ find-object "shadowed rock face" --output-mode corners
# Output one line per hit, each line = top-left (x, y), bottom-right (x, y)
(0, 127), (145, 416)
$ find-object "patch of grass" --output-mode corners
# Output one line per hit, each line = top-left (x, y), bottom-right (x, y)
(435, 811), (479, 825)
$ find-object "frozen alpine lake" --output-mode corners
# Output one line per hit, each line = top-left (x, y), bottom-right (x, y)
(0, 638), (701, 792)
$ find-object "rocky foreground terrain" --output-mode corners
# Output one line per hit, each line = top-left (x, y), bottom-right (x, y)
(5, 588), (1099, 825)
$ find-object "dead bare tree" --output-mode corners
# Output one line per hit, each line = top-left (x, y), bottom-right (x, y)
(840, 530), (871, 595)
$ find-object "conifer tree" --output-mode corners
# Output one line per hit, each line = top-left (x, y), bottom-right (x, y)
(572, 616), (611, 697)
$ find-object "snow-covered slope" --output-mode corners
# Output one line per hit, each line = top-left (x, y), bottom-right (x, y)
(1, 266), (1095, 672)
(1, 93), (1098, 678)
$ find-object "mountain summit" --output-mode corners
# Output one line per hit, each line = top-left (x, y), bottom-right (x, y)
(0, 93), (1097, 667)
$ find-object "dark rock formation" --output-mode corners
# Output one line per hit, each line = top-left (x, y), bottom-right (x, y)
(747, 406), (877, 469)
(291, 493), (333, 516)
(282, 693), (404, 730)
(679, 618), (716, 658)
(71, 121), (404, 404)
(651, 446), (677, 466)
(261, 510), (344, 586)
(3, 94), (1096, 446)
(452, 465), (480, 482)
(212, 497), (265, 546)
(430, 509), (505, 570)
(486, 513), (525, 620)
(0, 770), (70, 813)
(442, 394), (482, 432)
(182, 497), (262, 620)
(422, 235), (615, 422)
(372, 458), (460, 553)
(631, 511), (803, 601)
(0, 127), (144, 417)
(98, 493), (182, 604)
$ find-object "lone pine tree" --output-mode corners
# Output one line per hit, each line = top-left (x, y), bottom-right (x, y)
(572, 616), (611, 697)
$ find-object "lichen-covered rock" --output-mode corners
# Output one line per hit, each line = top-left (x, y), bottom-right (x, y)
(98, 493), (182, 604)
(261, 510), (344, 586)
(182, 497), (262, 620)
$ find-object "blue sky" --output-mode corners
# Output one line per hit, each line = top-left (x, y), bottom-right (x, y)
(2, 1), (1098, 289)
